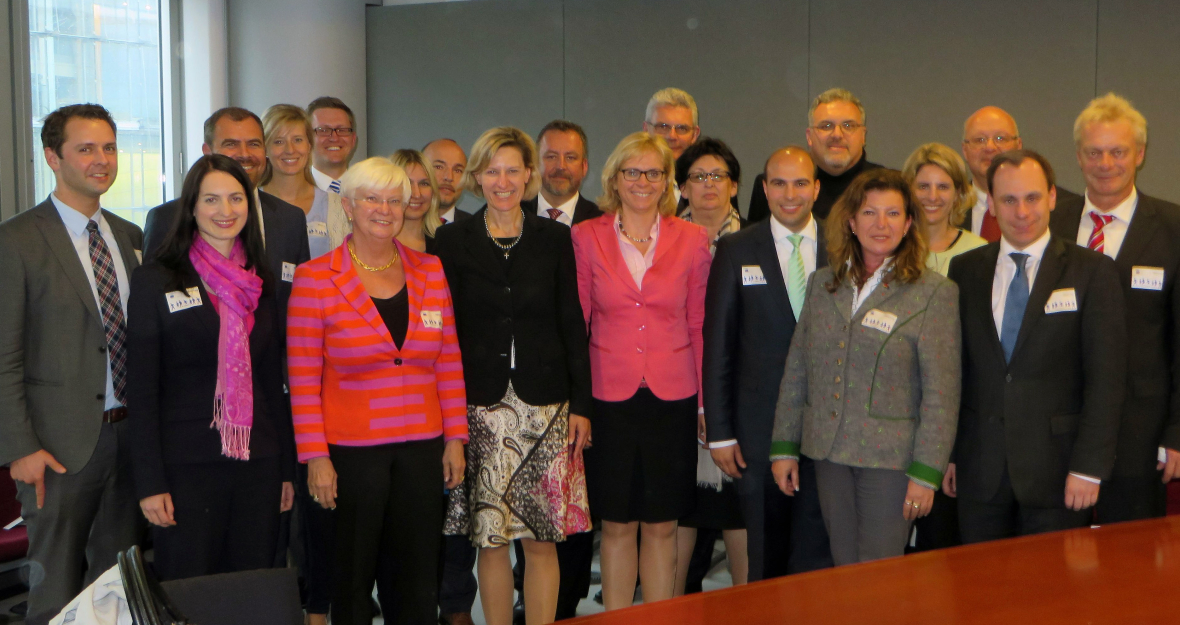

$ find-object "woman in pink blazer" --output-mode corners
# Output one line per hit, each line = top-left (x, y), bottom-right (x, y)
(571, 132), (711, 609)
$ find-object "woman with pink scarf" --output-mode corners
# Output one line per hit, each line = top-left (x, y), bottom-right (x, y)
(127, 154), (295, 580)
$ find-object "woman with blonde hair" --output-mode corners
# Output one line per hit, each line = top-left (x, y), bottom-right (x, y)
(260, 104), (333, 259)
(901, 143), (986, 276)
(571, 132), (711, 609)
(390, 149), (444, 254)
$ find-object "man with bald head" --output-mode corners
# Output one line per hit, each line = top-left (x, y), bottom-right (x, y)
(703, 147), (832, 580)
(424, 138), (472, 223)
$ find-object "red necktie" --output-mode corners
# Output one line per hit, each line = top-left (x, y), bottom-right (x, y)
(1087, 212), (1115, 253)
(546, 208), (563, 220)
(980, 210), (1001, 243)
(439, 217), (448, 225)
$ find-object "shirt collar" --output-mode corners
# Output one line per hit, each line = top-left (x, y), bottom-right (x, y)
(974, 186), (988, 206)
(769, 212), (817, 244)
(1083, 186), (1138, 224)
(51, 192), (103, 237)
(538, 191), (580, 216)
(999, 227), (1052, 263)
(614, 212), (660, 240)
(311, 166), (337, 193)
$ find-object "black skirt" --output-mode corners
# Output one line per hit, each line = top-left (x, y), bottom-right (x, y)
(584, 387), (697, 523)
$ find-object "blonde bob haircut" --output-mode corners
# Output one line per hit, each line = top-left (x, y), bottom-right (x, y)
(260, 104), (316, 187)
(390, 149), (443, 237)
(338, 156), (412, 203)
(825, 168), (928, 291)
(460, 127), (541, 201)
(598, 132), (678, 217)
(1074, 92), (1148, 149)
(901, 143), (975, 228)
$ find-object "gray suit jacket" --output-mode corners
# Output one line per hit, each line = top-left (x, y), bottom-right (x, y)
(0, 198), (144, 471)
(771, 266), (961, 488)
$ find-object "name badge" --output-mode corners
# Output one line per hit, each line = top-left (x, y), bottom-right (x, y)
(282, 262), (296, 282)
(307, 221), (328, 238)
(165, 287), (202, 313)
(421, 310), (443, 329)
(1132, 266), (1165, 291)
(861, 308), (898, 334)
(1044, 288), (1078, 314)
(741, 266), (767, 286)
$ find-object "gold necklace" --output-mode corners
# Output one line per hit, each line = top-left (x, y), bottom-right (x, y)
(349, 240), (399, 272)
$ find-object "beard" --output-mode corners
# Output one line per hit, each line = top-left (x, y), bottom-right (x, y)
(542, 174), (576, 198)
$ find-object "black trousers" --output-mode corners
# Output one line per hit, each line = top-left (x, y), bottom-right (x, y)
(512, 531), (595, 619)
(295, 462), (335, 614)
(759, 457), (832, 578)
(438, 534), (478, 614)
(1095, 474), (1167, 524)
(330, 438), (445, 625)
(958, 468), (1089, 544)
(910, 490), (962, 552)
(153, 457), (282, 581)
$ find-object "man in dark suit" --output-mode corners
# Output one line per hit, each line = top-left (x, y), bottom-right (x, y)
(747, 88), (881, 223)
(0, 104), (143, 621)
(425, 138), (473, 224)
(947, 149), (1126, 543)
(521, 120), (603, 227)
(1049, 94), (1180, 523)
(703, 146), (832, 580)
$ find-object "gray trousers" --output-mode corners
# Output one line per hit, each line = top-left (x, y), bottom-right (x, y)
(16, 421), (140, 622)
(813, 459), (912, 566)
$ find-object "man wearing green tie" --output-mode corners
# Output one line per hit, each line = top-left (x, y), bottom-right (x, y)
(702, 147), (833, 580)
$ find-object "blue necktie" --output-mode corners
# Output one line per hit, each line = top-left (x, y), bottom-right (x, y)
(1000, 252), (1030, 362)
(328, 180), (341, 194)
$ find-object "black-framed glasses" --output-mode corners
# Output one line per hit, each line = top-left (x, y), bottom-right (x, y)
(620, 168), (666, 182)
(649, 122), (695, 136)
(314, 126), (355, 138)
(964, 134), (1019, 148)
(811, 121), (864, 134)
(687, 171), (731, 184)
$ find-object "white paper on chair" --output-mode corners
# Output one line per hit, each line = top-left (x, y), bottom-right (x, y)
(49, 565), (131, 625)
(3, 516), (20, 530)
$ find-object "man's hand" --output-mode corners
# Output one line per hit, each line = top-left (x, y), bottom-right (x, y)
(10, 449), (67, 509)
(1158, 448), (1180, 483)
(140, 493), (176, 527)
(710, 444), (746, 479)
(568, 414), (591, 455)
(771, 458), (799, 496)
(280, 481), (295, 512)
(442, 439), (466, 490)
(1064, 474), (1100, 511)
(943, 463), (957, 498)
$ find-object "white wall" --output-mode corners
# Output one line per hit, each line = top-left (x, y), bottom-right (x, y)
(181, 0), (229, 170)
(226, 0), (370, 161)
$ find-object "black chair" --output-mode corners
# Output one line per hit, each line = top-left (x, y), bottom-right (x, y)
(117, 546), (189, 625)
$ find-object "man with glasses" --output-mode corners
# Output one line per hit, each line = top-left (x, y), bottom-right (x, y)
(644, 88), (701, 206)
(308, 96), (359, 193)
(748, 88), (881, 222)
(424, 138), (473, 224)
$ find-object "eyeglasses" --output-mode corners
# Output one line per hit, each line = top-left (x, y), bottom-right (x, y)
(964, 134), (1018, 148)
(811, 121), (864, 134)
(687, 171), (731, 184)
(620, 168), (666, 182)
(314, 126), (355, 138)
(648, 122), (695, 136)
(352, 195), (404, 209)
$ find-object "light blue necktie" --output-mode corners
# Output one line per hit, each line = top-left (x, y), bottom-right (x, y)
(1000, 252), (1030, 362)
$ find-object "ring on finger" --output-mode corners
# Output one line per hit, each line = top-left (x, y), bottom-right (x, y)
(911, 501), (920, 508)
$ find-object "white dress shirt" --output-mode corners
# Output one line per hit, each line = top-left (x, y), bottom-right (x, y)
(614, 215), (659, 288)
(1074, 187), (1138, 259)
(537, 192), (579, 227)
(852, 259), (893, 316)
(440, 206), (458, 224)
(311, 166), (338, 194)
(970, 187), (989, 236)
(51, 194), (131, 411)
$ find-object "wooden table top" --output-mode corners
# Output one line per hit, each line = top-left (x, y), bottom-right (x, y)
(568, 516), (1180, 624)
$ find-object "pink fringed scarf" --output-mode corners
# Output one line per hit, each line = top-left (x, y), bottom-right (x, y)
(189, 235), (263, 460)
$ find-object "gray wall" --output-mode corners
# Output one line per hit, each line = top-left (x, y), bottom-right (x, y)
(367, 0), (1180, 214)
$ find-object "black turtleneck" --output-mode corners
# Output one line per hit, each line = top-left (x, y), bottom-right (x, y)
(746, 152), (883, 223)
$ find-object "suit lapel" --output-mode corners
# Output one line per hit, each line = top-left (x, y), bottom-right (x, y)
(973, 244), (1007, 365)
(183, 264), (221, 338)
(259, 193), (279, 253)
(592, 216), (641, 296)
(852, 271), (904, 323)
(815, 219), (829, 269)
(1010, 237), (1067, 363)
(328, 241), (395, 347)
(752, 221), (793, 317)
(397, 238), (422, 350)
(34, 201), (102, 323)
(1115, 194), (1158, 269)
(650, 214), (682, 271)
(465, 206), (509, 284)
(103, 210), (141, 272)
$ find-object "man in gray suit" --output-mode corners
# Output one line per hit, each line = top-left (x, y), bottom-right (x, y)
(0, 104), (143, 621)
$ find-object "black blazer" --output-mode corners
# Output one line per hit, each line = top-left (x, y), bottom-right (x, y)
(142, 191), (311, 329)
(434, 207), (593, 416)
(747, 155), (883, 222)
(703, 218), (827, 464)
(521, 194), (604, 225)
(948, 236), (1126, 508)
(127, 261), (295, 500)
(1050, 192), (1180, 476)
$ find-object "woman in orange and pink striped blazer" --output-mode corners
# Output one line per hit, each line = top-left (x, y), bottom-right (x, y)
(287, 157), (467, 625)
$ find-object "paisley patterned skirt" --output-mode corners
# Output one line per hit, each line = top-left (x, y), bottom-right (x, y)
(443, 382), (591, 547)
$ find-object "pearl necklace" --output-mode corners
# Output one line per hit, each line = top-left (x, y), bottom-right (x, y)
(485, 208), (525, 259)
(618, 216), (652, 243)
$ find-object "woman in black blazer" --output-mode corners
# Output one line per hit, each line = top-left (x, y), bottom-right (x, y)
(435, 127), (592, 625)
(127, 155), (295, 581)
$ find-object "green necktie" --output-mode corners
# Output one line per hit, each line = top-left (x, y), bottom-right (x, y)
(786, 234), (806, 321)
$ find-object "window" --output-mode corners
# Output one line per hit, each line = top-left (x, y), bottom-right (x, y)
(29, 0), (165, 226)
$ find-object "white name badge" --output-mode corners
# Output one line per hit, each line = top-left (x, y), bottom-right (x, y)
(421, 310), (443, 329)
(1044, 288), (1078, 314)
(1132, 266), (1165, 291)
(282, 261), (296, 282)
(861, 308), (898, 334)
(165, 287), (203, 313)
(741, 266), (767, 286)
(307, 221), (328, 238)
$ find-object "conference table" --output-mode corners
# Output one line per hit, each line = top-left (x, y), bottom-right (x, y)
(569, 516), (1180, 624)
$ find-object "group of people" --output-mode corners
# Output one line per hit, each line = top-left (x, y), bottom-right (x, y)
(2, 83), (1178, 625)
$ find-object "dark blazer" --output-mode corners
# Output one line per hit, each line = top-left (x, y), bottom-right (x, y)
(434, 207), (592, 416)
(1050, 192), (1180, 476)
(142, 191), (311, 329)
(703, 218), (826, 464)
(521, 194), (604, 225)
(747, 154), (883, 222)
(448, 207), (473, 223)
(126, 261), (295, 500)
(948, 236), (1127, 508)
(0, 199), (143, 471)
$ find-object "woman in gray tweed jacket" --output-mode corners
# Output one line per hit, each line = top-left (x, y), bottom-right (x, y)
(770, 169), (961, 565)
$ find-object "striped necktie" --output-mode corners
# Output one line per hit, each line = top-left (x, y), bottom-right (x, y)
(86, 220), (129, 404)
(1087, 212), (1115, 254)
(328, 179), (341, 194)
(786, 234), (806, 321)
(546, 208), (563, 220)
